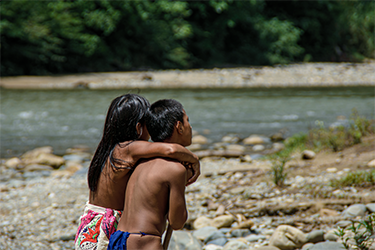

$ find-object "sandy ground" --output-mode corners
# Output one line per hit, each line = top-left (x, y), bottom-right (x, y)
(0, 62), (374, 89)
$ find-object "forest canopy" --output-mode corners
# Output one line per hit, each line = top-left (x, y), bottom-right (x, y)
(1, 0), (374, 76)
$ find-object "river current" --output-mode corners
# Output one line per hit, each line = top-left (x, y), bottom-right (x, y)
(1, 87), (374, 157)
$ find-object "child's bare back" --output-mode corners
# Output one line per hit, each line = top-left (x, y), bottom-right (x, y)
(116, 157), (191, 249)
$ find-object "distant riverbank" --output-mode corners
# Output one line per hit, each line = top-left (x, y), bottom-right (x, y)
(1, 62), (374, 89)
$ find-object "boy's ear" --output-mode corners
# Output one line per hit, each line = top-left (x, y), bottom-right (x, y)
(176, 121), (184, 134)
(136, 122), (142, 135)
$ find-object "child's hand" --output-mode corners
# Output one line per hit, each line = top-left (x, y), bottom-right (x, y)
(186, 156), (200, 186)
(186, 168), (194, 185)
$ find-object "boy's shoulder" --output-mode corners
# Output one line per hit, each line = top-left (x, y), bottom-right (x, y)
(148, 157), (186, 176)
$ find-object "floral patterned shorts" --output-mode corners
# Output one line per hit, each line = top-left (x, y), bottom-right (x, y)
(75, 203), (122, 250)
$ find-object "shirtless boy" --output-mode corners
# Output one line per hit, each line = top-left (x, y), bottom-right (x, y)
(108, 99), (193, 250)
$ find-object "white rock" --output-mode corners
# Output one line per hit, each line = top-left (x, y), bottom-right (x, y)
(367, 159), (375, 167)
(302, 150), (316, 160)
(253, 145), (265, 151)
(243, 135), (265, 145)
(192, 135), (208, 144)
(5, 157), (23, 169)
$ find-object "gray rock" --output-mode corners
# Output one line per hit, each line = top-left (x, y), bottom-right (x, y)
(168, 230), (202, 250)
(302, 243), (315, 250)
(306, 241), (345, 250)
(203, 244), (224, 250)
(306, 230), (324, 243)
(72, 166), (89, 177)
(244, 234), (266, 242)
(366, 203), (375, 213)
(24, 164), (54, 172)
(230, 229), (251, 238)
(219, 228), (231, 234)
(206, 237), (228, 247)
(323, 231), (339, 241)
(205, 231), (227, 244)
(23, 171), (51, 179)
(193, 226), (220, 242)
(222, 240), (249, 250)
(269, 225), (307, 250)
(336, 220), (352, 228)
(342, 204), (367, 217)
(254, 247), (280, 250)
(253, 145), (265, 151)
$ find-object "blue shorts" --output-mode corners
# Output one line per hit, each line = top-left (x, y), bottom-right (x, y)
(107, 231), (159, 250)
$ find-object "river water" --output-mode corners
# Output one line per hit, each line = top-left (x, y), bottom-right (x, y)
(1, 87), (374, 157)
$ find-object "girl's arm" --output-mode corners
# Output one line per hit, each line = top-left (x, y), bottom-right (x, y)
(121, 141), (200, 184)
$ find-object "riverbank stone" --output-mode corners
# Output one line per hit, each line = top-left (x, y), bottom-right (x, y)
(302, 150), (316, 160)
(193, 226), (220, 242)
(222, 240), (249, 250)
(4, 157), (23, 169)
(323, 230), (339, 241)
(206, 237), (228, 247)
(203, 245), (223, 250)
(243, 135), (266, 145)
(342, 204), (367, 217)
(230, 229), (251, 238)
(168, 231), (202, 250)
(205, 231), (227, 244)
(366, 203), (375, 213)
(269, 225), (307, 250)
(304, 242), (345, 250)
(367, 159), (375, 167)
(194, 216), (213, 229)
(306, 230), (324, 243)
(211, 215), (235, 229)
(245, 234), (267, 242)
(192, 135), (208, 144)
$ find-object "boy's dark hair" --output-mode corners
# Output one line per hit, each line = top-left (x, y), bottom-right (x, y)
(147, 99), (184, 142)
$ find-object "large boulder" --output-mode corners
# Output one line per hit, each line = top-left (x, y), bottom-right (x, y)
(269, 225), (308, 250)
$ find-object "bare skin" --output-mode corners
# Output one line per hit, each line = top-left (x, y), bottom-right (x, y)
(116, 110), (193, 249)
(118, 158), (193, 249)
(89, 123), (200, 211)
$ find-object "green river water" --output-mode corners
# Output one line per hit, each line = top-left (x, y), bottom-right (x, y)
(0, 87), (374, 157)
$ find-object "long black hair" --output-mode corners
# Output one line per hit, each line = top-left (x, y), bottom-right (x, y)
(88, 94), (150, 192)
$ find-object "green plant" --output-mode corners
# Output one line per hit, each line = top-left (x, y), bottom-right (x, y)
(330, 169), (375, 188)
(336, 214), (375, 250)
(269, 149), (292, 186)
(306, 110), (374, 152)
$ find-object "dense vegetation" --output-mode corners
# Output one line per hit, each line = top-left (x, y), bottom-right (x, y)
(1, 0), (374, 76)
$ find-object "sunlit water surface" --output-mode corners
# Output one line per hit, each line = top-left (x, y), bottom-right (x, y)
(1, 87), (374, 157)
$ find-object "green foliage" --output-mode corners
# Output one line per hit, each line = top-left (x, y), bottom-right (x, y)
(336, 214), (375, 250)
(1, 0), (374, 76)
(339, 1), (375, 60)
(307, 110), (374, 152)
(330, 169), (375, 188)
(269, 148), (292, 187)
(284, 133), (307, 151)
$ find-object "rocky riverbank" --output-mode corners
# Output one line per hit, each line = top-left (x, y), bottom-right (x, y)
(1, 131), (374, 250)
(1, 62), (374, 89)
